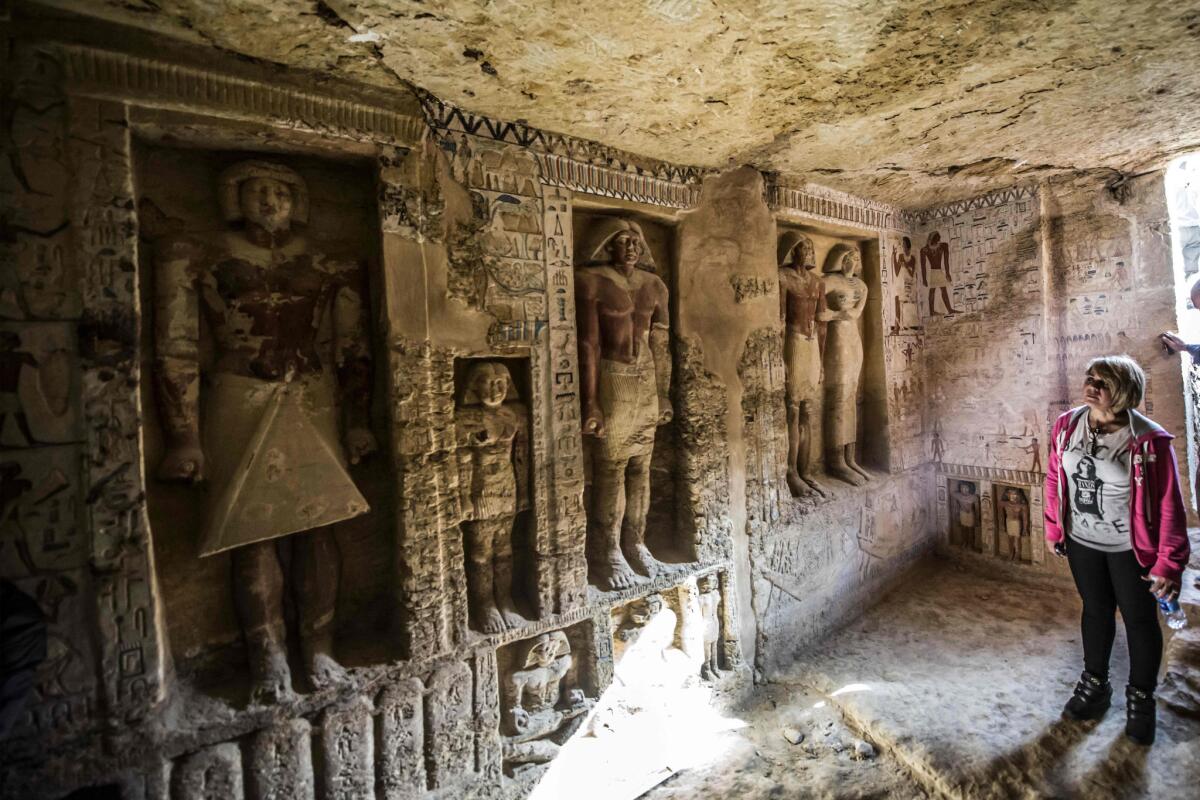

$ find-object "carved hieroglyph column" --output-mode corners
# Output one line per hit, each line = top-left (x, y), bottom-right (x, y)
(68, 95), (167, 726)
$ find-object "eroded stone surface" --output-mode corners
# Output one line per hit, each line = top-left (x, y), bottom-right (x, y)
(38, 0), (1200, 207)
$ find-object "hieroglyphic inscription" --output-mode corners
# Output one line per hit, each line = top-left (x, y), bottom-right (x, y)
(68, 95), (163, 724)
(542, 187), (587, 613)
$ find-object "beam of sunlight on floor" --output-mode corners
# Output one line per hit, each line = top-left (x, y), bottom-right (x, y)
(527, 603), (747, 800)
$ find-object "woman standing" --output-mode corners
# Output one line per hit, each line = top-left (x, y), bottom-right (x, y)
(1044, 355), (1190, 745)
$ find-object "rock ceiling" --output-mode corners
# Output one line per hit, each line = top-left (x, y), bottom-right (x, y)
(38, 0), (1200, 208)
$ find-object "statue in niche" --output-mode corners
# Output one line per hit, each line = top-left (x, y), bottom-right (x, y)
(575, 218), (672, 590)
(616, 592), (664, 642)
(698, 574), (723, 681)
(778, 232), (828, 499)
(920, 231), (958, 316)
(153, 160), (377, 703)
(891, 236), (920, 334)
(819, 246), (870, 486)
(999, 487), (1030, 562)
(950, 481), (980, 549)
(455, 361), (530, 633)
(503, 631), (592, 767)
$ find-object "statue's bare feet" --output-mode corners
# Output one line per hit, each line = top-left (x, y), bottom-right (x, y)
(786, 468), (809, 498)
(700, 664), (715, 681)
(303, 633), (347, 691)
(829, 466), (866, 486)
(847, 459), (870, 482)
(592, 550), (642, 591)
(248, 638), (295, 706)
(625, 543), (666, 580)
(473, 602), (508, 634)
(498, 600), (526, 630)
(800, 474), (828, 498)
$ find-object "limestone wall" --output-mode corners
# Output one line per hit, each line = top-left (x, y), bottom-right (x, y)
(914, 175), (1189, 579)
(0, 9), (996, 800)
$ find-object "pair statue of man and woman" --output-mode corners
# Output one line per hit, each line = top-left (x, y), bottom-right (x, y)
(779, 232), (871, 498)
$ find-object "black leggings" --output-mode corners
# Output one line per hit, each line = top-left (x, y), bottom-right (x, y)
(1066, 538), (1162, 691)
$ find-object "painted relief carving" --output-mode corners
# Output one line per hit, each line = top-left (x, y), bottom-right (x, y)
(455, 361), (530, 633)
(998, 486), (1030, 562)
(891, 236), (921, 334)
(820, 246), (870, 486)
(920, 231), (958, 316)
(778, 232), (827, 499)
(697, 574), (723, 681)
(951, 480), (981, 549)
(502, 631), (592, 770)
(152, 160), (376, 703)
(575, 219), (672, 590)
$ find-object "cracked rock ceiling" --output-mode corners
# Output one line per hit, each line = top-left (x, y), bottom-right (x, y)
(37, 0), (1200, 208)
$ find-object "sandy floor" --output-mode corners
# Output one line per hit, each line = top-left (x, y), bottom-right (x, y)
(773, 558), (1200, 799)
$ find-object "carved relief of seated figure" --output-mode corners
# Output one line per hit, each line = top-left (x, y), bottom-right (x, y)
(502, 631), (592, 767)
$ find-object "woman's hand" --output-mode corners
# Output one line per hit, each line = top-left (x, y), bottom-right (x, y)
(1142, 573), (1180, 602)
(1046, 539), (1067, 558)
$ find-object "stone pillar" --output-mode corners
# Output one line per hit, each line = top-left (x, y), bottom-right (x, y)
(67, 94), (166, 727)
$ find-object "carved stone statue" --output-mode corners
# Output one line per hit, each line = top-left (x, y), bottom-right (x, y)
(698, 574), (722, 681)
(502, 631), (592, 767)
(819, 246), (870, 486)
(616, 592), (663, 643)
(778, 232), (827, 499)
(575, 218), (672, 590)
(455, 361), (529, 633)
(951, 481), (980, 549)
(153, 160), (377, 703)
(999, 486), (1029, 561)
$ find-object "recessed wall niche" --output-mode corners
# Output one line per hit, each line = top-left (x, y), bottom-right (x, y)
(992, 483), (1032, 563)
(776, 224), (889, 494)
(452, 355), (537, 633)
(497, 620), (600, 779)
(134, 141), (394, 697)
(572, 207), (697, 592)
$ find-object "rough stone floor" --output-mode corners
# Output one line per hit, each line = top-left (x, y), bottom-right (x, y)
(771, 559), (1200, 799)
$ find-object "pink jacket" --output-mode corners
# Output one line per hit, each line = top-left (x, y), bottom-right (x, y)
(1044, 406), (1191, 584)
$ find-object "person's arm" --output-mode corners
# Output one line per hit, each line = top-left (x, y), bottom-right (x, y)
(919, 248), (929, 285)
(575, 274), (604, 436)
(154, 237), (205, 482)
(1043, 418), (1065, 544)
(332, 266), (377, 464)
(939, 243), (951, 282)
(650, 280), (672, 425)
(1149, 437), (1190, 587)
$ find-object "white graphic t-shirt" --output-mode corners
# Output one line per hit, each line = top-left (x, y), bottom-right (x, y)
(1061, 418), (1133, 552)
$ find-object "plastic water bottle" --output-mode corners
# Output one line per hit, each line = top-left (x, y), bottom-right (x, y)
(1159, 598), (1188, 630)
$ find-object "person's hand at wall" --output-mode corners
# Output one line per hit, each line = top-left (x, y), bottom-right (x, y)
(1159, 331), (1200, 360)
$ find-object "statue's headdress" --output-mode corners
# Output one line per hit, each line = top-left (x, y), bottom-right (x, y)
(218, 160), (309, 224)
(575, 218), (656, 271)
(523, 630), (570, 667)
(823, 244), (862, 278)
(777, 231), (816, 269)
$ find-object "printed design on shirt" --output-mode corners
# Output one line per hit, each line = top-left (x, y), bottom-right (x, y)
(1072, 456), (1104, 518)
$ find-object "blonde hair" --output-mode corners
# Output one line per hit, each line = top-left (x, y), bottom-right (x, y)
(1085, 354), (1145, 413)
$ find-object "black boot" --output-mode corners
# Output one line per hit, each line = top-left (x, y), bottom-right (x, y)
(1125, 686), (1156, 745)
(1063, 670), (1112, 720)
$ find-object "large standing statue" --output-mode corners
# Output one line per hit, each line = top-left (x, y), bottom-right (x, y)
(154, 160), (377, 703)
(455, 362), (529, 634)
(575, 219), (672, 591)
(778, 232), (827, 498)
(951, 481), (980, 549)
(820, 246), (870, 486)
